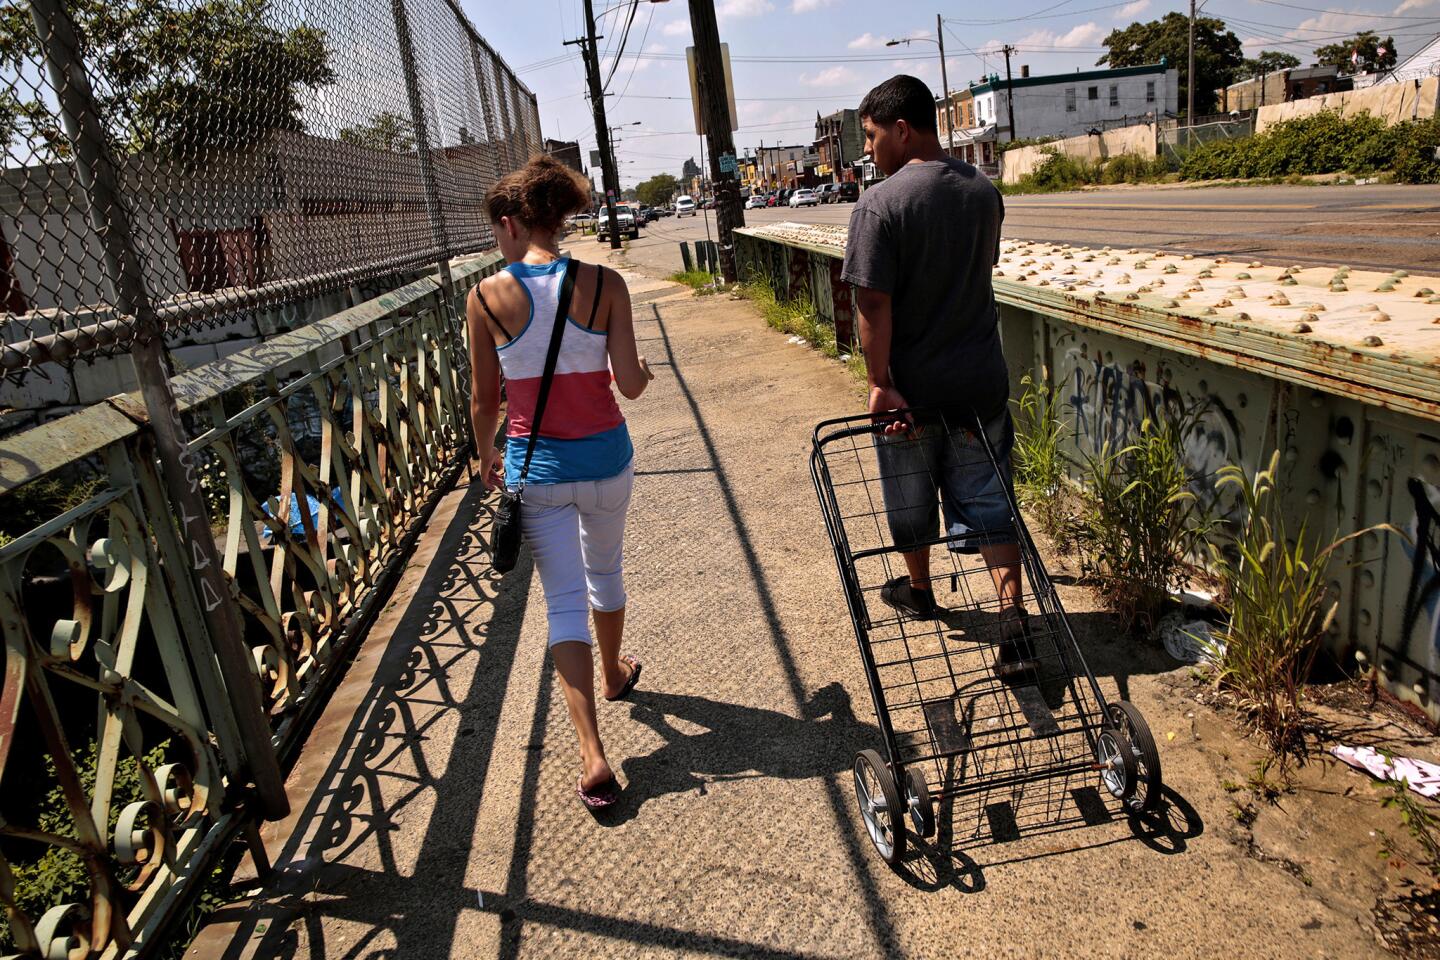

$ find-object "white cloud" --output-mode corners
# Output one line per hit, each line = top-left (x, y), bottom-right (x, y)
(717, 0), (774, 18)
(792, 0), (834, 11)
(848, 32), (886, 49)
(1394, 0), (1436, 12)
(1016, 22), (1105, 50)
(799, 65), (858, 87)
(660, 18), (690, 37)
(1116, 0), (1149, 18)
(622, 43), (666, 73)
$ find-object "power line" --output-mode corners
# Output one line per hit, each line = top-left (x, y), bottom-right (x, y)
(611, 0), (657, 105)
(602, 0), (641, 91)
(1248, 0), (1440, 20)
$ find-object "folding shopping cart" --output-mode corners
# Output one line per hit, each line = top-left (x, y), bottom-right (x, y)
(809, 409), (1163, 867)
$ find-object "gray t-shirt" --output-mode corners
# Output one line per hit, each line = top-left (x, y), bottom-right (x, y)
(841, 157), (1008, 419)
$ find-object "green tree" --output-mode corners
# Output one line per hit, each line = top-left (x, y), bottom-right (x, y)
(1314, 31), (1397, 76)
(636, 173), (679, 207)
(0, 0), (334, 161)
(1099, 12), (1244, 117)
(340, 111), (416, 153)
(1239, 50), (1301, 78)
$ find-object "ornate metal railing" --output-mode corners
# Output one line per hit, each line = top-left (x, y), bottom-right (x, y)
(0, 251), (502, 958)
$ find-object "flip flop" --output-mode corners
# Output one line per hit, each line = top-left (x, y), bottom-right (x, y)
(604, 654), (643, 702)
(577, 775), (620, 811)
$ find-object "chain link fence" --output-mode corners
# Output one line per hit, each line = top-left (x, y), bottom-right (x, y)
(1158, 114), (1257, 165)
(1, 0), (540, 387)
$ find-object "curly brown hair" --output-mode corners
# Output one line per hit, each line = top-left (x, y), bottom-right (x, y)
(486, 154), (592, 234)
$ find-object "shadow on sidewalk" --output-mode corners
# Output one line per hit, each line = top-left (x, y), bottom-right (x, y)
(606, 683), (878, 821)
(212, 482), (538, 958)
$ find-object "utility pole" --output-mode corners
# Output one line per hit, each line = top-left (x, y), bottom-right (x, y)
(1002, 44), (1018, 142)
(1187, 0), (1196, 129)
(689, 0), (744, 282)
(566, 0), (621, 250)
(936, 13), (953, 153)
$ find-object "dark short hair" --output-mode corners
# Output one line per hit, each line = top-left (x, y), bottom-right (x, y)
(858, 75), (939, 135)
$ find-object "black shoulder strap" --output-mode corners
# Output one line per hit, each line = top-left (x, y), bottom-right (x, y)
(517, 260), (577, 485)
(472, 284), (513, 342)
(586, 266), (606, 329)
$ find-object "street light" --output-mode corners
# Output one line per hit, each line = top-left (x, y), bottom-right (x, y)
(594, 0), (667, 19)
(887, 18), (954, 153)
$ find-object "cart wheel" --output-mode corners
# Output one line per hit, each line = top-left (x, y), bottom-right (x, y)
(904, 767), (936, 839)
(1096, 727), (1138, 804)
(1107, 700), (1163, 813)
(854, 750), (906, 867)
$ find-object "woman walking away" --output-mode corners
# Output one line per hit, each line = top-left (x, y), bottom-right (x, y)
(468, 155), (654, 812)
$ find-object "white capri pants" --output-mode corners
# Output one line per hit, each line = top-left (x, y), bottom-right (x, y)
(520, 462), (634, 647)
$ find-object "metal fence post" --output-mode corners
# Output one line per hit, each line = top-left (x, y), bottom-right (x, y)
(27, 0), (289, 819)
(391, 0), (454, 294)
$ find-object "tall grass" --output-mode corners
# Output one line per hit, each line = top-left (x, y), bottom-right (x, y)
(1206, 451), (1389, 761)
(1077, 414), (1211, 634)
(738, 278), (843, 360)
(1012, 374), (1076, 545)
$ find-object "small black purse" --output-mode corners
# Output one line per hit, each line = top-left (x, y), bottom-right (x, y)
(490, 260), (578, 574)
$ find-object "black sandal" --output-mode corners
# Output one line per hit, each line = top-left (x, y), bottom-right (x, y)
(879, 576), (939, 620)
(604, 654), (642, 702)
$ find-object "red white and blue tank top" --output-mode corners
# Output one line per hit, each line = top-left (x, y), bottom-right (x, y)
(495, 258), (632, 485)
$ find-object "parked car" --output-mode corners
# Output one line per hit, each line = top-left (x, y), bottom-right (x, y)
(765, 192), (780, 207)
(789, 188), (819, 207)
(777, 188), (793, 206)
(838, 181), (859, 202)
(567, 211), (596, 229)
(745, 194), (767, 209)
(675, 195), (697, 217)
(815, 183), (838, 203)
(702, 197), (715, 209)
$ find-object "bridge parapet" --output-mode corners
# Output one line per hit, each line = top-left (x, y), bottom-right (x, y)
(0, 251), (501, 957)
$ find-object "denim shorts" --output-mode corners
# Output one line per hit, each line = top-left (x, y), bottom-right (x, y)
(874, 407), (1018, 552)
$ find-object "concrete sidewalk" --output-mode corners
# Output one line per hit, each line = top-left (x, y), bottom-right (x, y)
(191, 268), (1383, 959)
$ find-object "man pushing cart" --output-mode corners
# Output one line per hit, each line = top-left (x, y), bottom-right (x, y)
(811, 75), (1163, 867)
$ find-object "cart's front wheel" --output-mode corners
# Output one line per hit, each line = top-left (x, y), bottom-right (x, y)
(854, 750), (905, 867)
(1107, 701), (1163, 813)
(904, 766), (935, 839)
(1096, 728), (1138, 804)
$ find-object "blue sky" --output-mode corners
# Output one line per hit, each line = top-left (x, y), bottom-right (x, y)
(462, 0), (1440, 187)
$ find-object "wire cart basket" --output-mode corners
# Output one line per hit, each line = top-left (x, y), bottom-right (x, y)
(809, 408), (1163, 867)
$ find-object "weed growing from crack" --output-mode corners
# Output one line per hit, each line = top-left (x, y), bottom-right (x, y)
(1012, 374), (1080, 548)
(1076, 413), (1212, 635)
(1206, 450), (1393, 766)
(1376, 775), (1440, 882)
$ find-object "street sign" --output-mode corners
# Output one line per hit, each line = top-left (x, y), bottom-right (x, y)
(718, 152), (737, 174)
(686, 43), (739, 136)
(590, 149), (603, 167)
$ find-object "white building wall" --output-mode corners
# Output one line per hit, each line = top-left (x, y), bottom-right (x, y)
(967, 68), (1179, 141)
(1389, 35), (1440, 84)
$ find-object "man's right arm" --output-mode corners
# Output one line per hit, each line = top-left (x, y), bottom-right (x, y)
(842, 206), (908, 429)
(856, 287), (910, 434)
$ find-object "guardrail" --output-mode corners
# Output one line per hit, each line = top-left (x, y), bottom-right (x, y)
(735, 222), (1440, 722)
(0, 250), (501, 958)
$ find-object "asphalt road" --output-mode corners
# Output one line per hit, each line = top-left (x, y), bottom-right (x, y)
(618, 182), (1440, 277)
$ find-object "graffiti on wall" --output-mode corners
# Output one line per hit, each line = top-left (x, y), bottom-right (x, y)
(1057, 341), (1245, 519)
(1401, 477), (1440, 699)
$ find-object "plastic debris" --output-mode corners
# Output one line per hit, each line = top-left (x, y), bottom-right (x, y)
(1157, 611), (1222, 665)
(1331, 744), (1440, 800)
